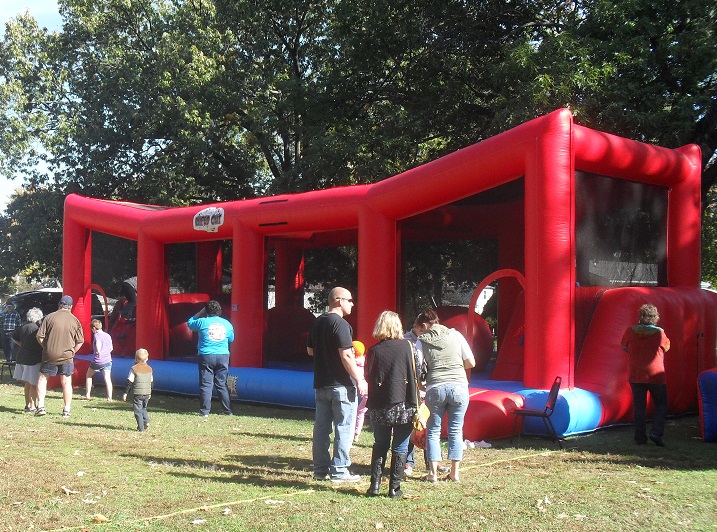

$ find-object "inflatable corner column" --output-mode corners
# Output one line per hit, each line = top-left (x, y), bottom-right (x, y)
(62, 214), (93, 353)
(523, 115), (575, 389)
(231, 223), (264, 367)
(358, 207), (398, 344)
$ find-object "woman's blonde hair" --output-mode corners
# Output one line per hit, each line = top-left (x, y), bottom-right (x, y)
(135, 348), (149, 363)
(372, 310), (404, 341)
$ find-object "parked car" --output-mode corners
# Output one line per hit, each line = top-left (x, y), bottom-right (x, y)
(5, 289), (108, 326)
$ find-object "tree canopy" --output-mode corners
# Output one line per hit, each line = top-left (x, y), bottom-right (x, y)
(0, 0), (715, 293)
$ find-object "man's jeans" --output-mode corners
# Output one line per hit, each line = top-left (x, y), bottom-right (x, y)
(198, 354), (233, 416)
(2, 332), (14, 362)
(313, 385), (357, 479)
(425, 382), (469, 462)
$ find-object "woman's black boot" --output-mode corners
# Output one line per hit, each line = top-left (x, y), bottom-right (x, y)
(366, 448), (385, 496)
(388, 452), (407, 498)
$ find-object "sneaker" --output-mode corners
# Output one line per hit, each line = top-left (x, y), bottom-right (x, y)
(24, 407), (36, 414)
(198, 413), (209, 419)
(404, 465), (414, 477)
(313, 473), (329, 481)
(35, 407), (47, 417)
(330, 473), (361, 483)
(62, 410), (71, 418)
(474, 440), (492, 449)
(437, 465), (450, 474)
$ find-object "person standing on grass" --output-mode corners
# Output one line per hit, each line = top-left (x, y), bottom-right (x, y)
(187, 300), (234, 418)
(307, 287), (367, 483)
(1, 302), (22, 362)
(621, 303), (671, 447)
(416, 309), (475, 483)
(352, 340), (368, 443)
(11, 307), (44, 413)
(35, 296), (84, 418)
(122, 348), (153, 431)
(365, 311), (417, 498)
(83, 319), (114, 401)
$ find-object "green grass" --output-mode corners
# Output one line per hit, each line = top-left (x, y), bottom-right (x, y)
(1, 380), (716, 531)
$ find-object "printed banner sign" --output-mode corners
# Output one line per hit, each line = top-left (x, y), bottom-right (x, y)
(193, 207), (224, 233)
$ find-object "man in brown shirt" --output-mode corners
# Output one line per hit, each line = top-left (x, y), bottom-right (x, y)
(35, 295), (84, 418)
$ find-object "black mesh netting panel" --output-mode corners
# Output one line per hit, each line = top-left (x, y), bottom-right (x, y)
(576, 171), (668, 287)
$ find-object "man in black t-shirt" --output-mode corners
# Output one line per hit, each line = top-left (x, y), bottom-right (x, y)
(307, 287), (367, 482)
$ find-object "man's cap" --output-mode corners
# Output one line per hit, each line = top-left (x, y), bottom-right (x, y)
(59, 295), (73, 306)
(5, 302), (14, 307)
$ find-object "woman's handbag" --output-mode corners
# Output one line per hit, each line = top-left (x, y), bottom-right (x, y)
(410, 402), (429, 449)
(409, 341), (429, 449)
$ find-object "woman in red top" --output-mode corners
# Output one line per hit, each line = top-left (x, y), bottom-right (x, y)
(621, 304), (670, 447)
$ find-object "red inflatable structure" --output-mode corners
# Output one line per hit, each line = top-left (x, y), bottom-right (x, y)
(62, 109), (717, 439)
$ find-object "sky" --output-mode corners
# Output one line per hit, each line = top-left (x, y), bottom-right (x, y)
(0, 0), (61, 212)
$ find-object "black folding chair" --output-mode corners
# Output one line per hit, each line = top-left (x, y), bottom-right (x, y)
(512, 376), (564, 449)
(0, 361), (15, 381)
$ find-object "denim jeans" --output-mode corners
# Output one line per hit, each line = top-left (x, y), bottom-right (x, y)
(373, 422), (412, 458)
(133, 394), (150, 431)
(2, 332), (14, 361)
(630, 382), (668, 442)
(313, 385), (357, 478)
(198, 354), (233, 416)
(406, 443), (429, 469)
(425, 382), (469, 462)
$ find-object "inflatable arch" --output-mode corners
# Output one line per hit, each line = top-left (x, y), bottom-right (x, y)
(63, 108), (717, 440)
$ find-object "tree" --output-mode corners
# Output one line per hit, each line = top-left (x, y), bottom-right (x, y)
(0, 0), (715, 292)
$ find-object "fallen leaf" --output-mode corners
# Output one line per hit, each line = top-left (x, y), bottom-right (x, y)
(92, 514), (108, 523)
(264, 499), (286, 505)
(82, 499), (97, 504)
(190, 519), (206, 525)
(77, 471), (85, 477)
(375, 523), (384, 529)
(222, 508), (232, 515)
(61, 486), (79, 495)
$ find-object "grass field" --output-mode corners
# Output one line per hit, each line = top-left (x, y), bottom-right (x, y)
(0, 380), (716, 531)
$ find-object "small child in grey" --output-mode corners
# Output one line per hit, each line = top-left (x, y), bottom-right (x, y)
(122, 348), (153, 431)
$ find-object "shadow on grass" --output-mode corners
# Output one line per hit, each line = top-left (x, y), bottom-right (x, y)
(116, 450), (369, 493)
(499, 415), (717, 471)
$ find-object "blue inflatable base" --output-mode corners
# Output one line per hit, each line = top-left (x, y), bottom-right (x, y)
(84, 357), (603, 435)
(81, 356), (316, 409)
(469, 376), (603, 437)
